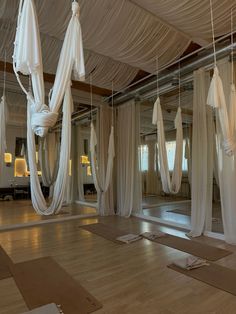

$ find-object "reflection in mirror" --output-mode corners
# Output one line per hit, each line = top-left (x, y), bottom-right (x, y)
(139, 90), (223, 234)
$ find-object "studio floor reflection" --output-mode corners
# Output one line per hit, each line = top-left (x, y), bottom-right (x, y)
(0, 199), (97, 227)
(142, 195), (223, 234)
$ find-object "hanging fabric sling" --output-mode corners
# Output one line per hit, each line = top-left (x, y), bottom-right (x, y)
(152, 97), (183, 194)
(207, 1), (236, 156)
(13, 0), (85, 215)
(90, 122), (115, 213)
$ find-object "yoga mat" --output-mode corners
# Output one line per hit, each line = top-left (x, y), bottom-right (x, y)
(168, 262), (236, 296)
(11, 257), (102, 314)
(0, 245), (13, 280)
(80, 223), (129, 244)
(146, 234), (232, 261)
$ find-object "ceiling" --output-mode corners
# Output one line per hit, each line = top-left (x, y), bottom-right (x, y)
(0, 0), (235, 129)
(0, 0), (235, 92)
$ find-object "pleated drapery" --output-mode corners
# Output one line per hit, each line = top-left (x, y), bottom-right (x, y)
(189, 68), (213, 237)
(117, 100), (142, 217)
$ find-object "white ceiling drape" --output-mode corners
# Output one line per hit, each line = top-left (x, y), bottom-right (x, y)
(0, 0), (190, 90)
(0, 0), (235, 90)
(132, 0), (236, 45)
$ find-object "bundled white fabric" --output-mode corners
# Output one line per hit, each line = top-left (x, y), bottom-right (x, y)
(152, 97), (183, 194)
(116, 234), (142, 244)
(90, 122), (115, 214)
(207, 66), (236, 156)
(172, 255), (209, 270)
(13, 0), (85, 215)
(141, 231), (166, 240)
(0, 95), (7, 165)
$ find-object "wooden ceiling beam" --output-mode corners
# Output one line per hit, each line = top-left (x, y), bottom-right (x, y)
(0, 61), (112, 97)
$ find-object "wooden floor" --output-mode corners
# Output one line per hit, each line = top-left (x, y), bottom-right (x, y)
(143, 195), (223, 234)
(0, 200), (96, 227)
(0, 215), (236, 314)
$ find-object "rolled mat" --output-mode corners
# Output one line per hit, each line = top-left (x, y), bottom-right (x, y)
(0, 245), (13, 280)
(147, 234), (232, 261)
(168, 262), (236, 296)
(10, 257), (102, 314)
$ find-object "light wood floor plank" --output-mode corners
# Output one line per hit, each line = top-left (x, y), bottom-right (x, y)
(0, 214), (236, 313)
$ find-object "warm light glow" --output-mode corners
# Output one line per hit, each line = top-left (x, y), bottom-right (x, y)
(14, 158), (28, 177)
(35, 151), (39, 164)
(4, 153), (12, 164)
(87, 165), (92, 176)
(69, 159), (72, 176)
(80, 155), (90, 165)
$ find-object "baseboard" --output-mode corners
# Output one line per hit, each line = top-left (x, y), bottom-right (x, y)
(0, 213), (98, 232)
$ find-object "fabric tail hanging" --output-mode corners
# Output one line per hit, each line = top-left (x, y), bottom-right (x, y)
(152, 97), (183, 194)
(13, 0), (85, 215)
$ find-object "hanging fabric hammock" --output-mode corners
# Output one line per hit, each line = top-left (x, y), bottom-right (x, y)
(13, 0), (85, 215)
(207, 1), (236, 156)
(90, 122), (115, 212)
(207, 67), (236, 156)
(152, 97), (183, 194)
(0, 95), (7, 166)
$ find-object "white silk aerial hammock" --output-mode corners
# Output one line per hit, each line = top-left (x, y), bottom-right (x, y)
(89, 81), (115, 214)
(152, 58), (183, 194)
(13, 0), (85, 215)
(207, 2), (236, 156)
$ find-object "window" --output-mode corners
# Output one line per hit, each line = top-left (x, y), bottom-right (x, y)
(165, 140), (188, 171)
(140, 145), (148, 172)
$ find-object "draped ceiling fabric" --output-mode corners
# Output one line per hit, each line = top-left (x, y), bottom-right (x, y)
(132, 0), (236, 45)
(1, 0), (235, 91)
